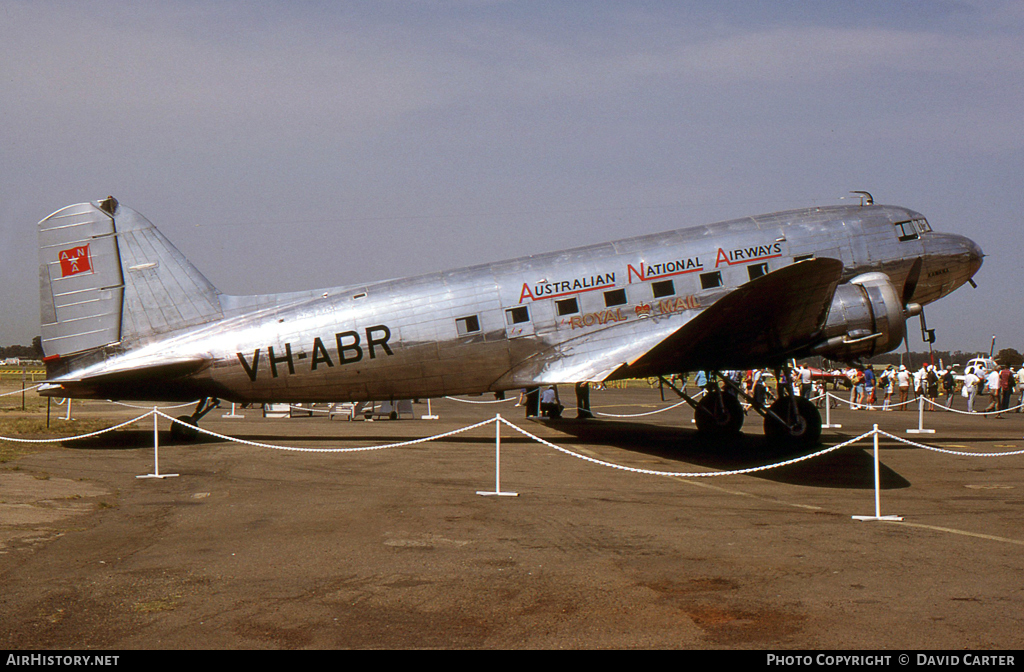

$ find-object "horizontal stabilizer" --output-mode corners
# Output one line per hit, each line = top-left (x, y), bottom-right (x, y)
(39, 355), (210, 397)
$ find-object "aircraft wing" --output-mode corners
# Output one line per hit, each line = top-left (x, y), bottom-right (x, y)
(495, 258), (844, 387)
(625, 257), (844, 375)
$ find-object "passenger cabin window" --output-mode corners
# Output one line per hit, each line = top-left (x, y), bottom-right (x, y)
(699, 271), (723, 290)
(604, 289), (627, 307)
(748, 263), (768, 281)
(555, 297), (579, 316)
(456, 315), (481, 335)
(506, 306), (530, 325)
(651, 280), (675, 298)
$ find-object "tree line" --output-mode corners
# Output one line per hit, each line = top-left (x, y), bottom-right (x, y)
(0, 337), (43, 360)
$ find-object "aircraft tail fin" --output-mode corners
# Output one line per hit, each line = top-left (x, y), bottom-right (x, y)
(39, 197), (223, 361)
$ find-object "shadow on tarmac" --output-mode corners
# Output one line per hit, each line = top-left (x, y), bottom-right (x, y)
(537, 417), (912, 490)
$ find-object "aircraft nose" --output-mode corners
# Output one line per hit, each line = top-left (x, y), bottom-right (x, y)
(964, 236), (984, 277)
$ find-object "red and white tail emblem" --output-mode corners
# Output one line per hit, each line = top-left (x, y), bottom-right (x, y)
(58, 245), (93, 277)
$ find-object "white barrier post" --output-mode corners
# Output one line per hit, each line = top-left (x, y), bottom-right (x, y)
(64, 398), (72, 421)
(222, 402), (244, 418)
(421, 398), (439, 420)
(823, 392), (841, 429)
(477, 415), (517, 497)
(906, 396), (935, 434)
(138, 409), (179, 480)
(853, 425), (902, 521)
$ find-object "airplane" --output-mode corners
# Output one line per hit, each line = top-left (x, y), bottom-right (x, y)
(35, 193), (983, 445)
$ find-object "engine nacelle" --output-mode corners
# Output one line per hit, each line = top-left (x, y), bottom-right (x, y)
(811, 273), (908, 360)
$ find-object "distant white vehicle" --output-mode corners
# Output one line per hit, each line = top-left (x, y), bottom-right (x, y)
(956, 357), (997, 381)
(966, 357), (997, 373)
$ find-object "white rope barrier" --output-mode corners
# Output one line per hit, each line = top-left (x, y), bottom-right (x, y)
(591, 398), (692, 418)
(496, 414), (860, 478)
(0, 383), (42, 397)
(1, 406), (1021, 521)
(109, 399), (201, 410)
(919, 396), (1024, 416)
(875, 428), (1024, 457)
(154, 410), (496, 453)
(824, 391), (919, 411)
(824, 391), (1023, 415)
(444, 395), (515, 404)
(0, 412), (154, 443)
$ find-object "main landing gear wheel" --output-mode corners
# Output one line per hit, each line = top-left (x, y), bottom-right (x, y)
(763, 396), (822, 447)
(694, 391), (745, 436)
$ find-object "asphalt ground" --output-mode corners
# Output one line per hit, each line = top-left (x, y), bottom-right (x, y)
(0, 385), (1022, 650)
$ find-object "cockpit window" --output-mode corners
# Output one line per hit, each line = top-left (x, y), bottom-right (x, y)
(895, 217), (931, 241)
(895, 220), (919, 242)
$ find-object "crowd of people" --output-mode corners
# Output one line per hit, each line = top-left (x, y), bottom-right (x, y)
(680, 362), (1023, 416)
(825, 362), (1023, 416)
(516, 360), (1024, 419)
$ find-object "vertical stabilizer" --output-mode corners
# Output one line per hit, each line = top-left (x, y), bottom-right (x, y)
(39, 197), (223, 359)
(111, 200), (223, 344)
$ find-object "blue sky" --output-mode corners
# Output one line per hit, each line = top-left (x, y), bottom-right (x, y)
(2, 1), (1021, 353)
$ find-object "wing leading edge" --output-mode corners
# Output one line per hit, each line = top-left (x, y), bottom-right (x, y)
(496, 258), (844, 387)
(623, 257), (844, 376)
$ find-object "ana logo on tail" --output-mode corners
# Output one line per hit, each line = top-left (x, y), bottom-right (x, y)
(58, 245), (92, 277)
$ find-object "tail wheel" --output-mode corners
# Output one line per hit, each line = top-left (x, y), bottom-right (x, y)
(763, 397), (822, 446)
(694, 391), (745, 435)
(170, 415), (200, 442)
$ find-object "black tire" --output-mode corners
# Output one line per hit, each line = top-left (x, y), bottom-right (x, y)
(763, 396), (822, 447)
(694, 391), (745, 435)
(170, 415), (199, 442)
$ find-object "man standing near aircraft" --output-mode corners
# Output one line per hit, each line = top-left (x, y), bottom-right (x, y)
(998, 365), (1014, 416)
(942, 367), (956, 408)
(963, 368), (982, 413)
(984, 368), (1001, 414)
(1016, 366), (1024, 412)
(798, 365), (813, 399)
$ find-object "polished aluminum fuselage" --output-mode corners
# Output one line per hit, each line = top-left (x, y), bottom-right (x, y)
(49, 204), (983, 403)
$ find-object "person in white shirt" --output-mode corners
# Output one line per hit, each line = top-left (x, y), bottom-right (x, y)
(798, 365), (813, 398)
(913, 366), (927, 401)
(963, 370), (981, 412)
(1016, 367), (1024, 413)
(983, 369), (1001, 413)
(897, 365), (911, 407)
(880, 366), (896, 410)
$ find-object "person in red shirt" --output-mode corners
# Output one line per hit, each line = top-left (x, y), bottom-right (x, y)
(998, 365), (1015, 416)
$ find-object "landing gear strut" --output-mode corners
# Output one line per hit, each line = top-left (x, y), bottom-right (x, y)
(170, 397), (220, 442)
(664, 369), (823, 447)
(659, 373), (745, 437)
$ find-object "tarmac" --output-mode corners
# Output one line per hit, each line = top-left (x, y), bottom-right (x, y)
(0, 386), (1022, 650)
